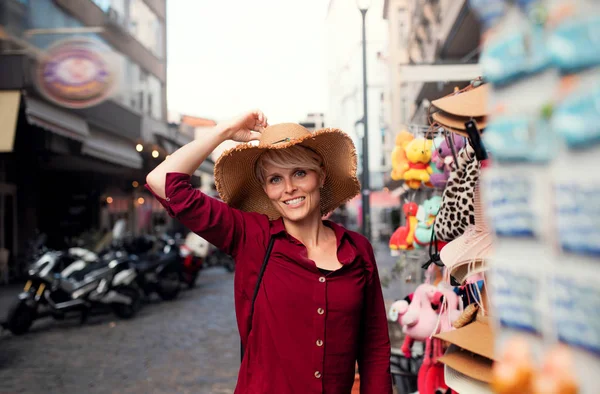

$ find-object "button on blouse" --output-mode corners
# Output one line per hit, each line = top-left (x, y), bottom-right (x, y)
(146, 173), (392, 394)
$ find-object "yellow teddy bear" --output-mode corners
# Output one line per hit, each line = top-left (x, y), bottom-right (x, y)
(403, 138), (433, 189)
(390, 130), (414, 181)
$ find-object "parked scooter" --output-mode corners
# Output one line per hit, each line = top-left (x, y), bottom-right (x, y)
(179, 232), (235, 286)
(2, 249), (140, 335)
(179, 232), (209, 288)
(124, 234), (182, 300)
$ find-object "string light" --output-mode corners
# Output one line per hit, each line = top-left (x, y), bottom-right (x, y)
(137, 197), (145, 205)
(152, 150), (159, 158)
(132, 181), (139, 188)
(136, 144), (143, 152)
(106, 197), (113, 204)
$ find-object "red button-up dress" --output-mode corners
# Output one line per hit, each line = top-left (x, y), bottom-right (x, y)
(147, 173), (392, 394)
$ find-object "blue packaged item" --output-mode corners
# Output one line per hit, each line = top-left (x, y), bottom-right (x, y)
(548, 16), (600, 72)
(480, 25), (551, 85)
(552, 84), (600, 148)
(554, 183), (600, 258)
(484, 115), (555, 163)
(469, 0), (507, 30)
(482, 171), (537, 238)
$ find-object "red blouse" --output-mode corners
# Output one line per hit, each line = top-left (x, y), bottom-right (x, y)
(147, 173), (392, 394)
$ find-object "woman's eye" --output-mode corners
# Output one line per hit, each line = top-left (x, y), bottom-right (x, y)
(269, 176), (282, 184)
(294, 170), (307, 177)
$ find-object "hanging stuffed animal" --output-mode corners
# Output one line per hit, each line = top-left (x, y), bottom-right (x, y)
(426, 136), (446, 188)
(430, 134), (466, 189)
(390, 130), (415, 181)
(389, 202), (419, 251)
(414, 196), (443, 249)
(403, 138), (433, 189)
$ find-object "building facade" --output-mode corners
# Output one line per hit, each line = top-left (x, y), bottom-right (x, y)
(0, 0), (181, 279)
(383, 0), (483, 130)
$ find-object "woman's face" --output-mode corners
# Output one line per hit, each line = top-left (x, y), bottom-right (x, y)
(262, 162), (324, 223)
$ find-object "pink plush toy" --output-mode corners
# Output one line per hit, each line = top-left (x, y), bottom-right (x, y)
(400, 284), (440, 336)
(397, 284), (442, 358)
(430, 135), (466, 188)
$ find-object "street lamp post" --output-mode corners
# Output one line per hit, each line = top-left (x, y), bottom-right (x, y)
(357, 0), (371, 241)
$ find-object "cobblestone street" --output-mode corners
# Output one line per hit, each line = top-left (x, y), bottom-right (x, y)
(0, 242), (413, 394)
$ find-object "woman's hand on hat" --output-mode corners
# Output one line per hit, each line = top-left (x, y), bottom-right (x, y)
(222, 110), (268, 143)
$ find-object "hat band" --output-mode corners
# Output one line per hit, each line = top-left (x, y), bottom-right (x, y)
(271, 138), (291, 145)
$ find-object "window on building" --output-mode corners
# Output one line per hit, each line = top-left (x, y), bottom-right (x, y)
(128, 0), (163, 57)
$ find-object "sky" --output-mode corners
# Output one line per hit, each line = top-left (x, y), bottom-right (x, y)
(166, 0), (330, 124)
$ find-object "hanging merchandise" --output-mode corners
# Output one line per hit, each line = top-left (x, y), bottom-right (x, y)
(433, 144), (480, 243)
(467, 0), (600, 393)
(430, 82), (489, 136)
(546, 1), (600, 72)
(389, 265), (464, 394)
(413, 196), (443, 249)
(440, 185), (494, 286)
(390, 130), (416, 181)
(430, 134), (467, 189)
(403, 138), (434, 189)
(551, 68), (600, 149)
(389, 202), (419, 252)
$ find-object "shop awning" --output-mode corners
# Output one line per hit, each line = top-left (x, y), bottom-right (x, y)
(0, 90), (20, 152)
(82, 128), (142, 169)
(25, 96), (89, 141)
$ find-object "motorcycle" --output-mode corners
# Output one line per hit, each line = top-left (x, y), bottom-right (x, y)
(71, 234), (183, 301)
(2, 249), (141, 335)
(178, 232), (235, 289)
(125, 234), (182, 301)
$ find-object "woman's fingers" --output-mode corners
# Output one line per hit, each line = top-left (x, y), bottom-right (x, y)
(248, 130), (262, 141)
(251, 110), (268, 130)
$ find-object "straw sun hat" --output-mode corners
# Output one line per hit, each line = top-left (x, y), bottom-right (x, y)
(214, 123), (361, 220)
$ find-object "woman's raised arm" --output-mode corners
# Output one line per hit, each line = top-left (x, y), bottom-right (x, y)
(146, 110), (268, 199)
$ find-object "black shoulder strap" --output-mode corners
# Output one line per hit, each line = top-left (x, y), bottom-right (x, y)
(241, 236), (275, 362)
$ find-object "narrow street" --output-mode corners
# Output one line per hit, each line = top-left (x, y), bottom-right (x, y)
(0, 242), (412, 394)
(0, 268), (240, 394)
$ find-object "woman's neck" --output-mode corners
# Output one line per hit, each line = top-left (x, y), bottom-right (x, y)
(283, 213), (331, 248)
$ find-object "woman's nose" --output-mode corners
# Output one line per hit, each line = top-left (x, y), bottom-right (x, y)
(284, 178), (297, 193)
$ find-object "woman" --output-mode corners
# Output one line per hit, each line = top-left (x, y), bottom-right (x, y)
(146, 110), (392, 393)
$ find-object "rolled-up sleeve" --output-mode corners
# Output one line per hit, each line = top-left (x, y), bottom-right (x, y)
(145, 172), (268, 257)
(357, 244), (393, 394)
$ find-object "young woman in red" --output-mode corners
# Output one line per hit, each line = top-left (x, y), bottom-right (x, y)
(146, 110), (392, 394)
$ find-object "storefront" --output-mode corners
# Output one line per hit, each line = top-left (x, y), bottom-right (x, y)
(386, 2), (600, 392)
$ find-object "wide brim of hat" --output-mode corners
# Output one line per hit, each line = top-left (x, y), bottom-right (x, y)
(214, 128), (361, 220)
(432, 84), (490, 118)
(440, 229), (493, 284)
(440, 342), (494, 393)
(435, 317), (495, 361)
(432, 111), (488, 131)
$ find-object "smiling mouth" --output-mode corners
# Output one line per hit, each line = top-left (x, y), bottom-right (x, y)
(283, 197), (305, 206)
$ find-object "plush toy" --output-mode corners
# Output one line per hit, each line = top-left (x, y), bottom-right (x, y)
(430, 135), (466, 189)
(414, 196), (443, 249)
(388, 299), (410, 323)
(424, 137), (446, 188)
(390, 130), (415, 181)
(389, 202), (419, 251)
(403, 138), (433, 189)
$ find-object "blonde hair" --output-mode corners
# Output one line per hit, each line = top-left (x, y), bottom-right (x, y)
(255, 145), (324, 185)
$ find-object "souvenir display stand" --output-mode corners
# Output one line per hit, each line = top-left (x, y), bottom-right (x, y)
(387, 0), (600, 393)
